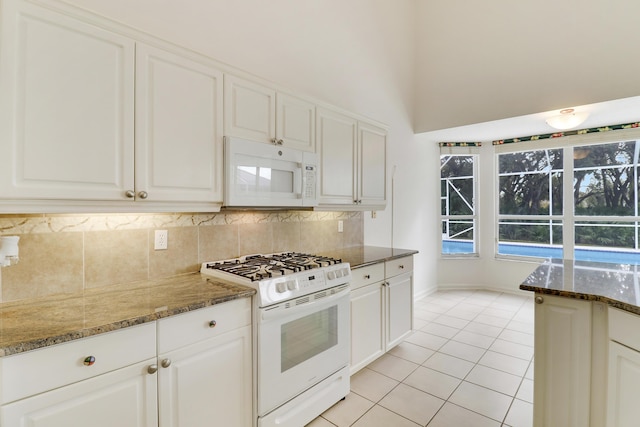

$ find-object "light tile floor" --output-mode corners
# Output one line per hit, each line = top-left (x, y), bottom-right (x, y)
(307, 289), (534, 427)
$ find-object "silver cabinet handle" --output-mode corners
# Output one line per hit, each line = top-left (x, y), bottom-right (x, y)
(147, 364), (158, 374)
(161, 358), (172, 368)
(535, 296), (544, 304)
(399, 265), (405, 269)
(125, 190), (135, 198)
(83, 356), (96, 366)
(364, 274), (370, 279)
(271, 138), (284, 145)
(138, 191), (148, 199)
(209, 320), (217, 328)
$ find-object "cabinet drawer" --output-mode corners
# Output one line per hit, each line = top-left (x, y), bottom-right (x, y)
(0, 322), (156, 404)
(157, 297), (251, 354)
(609, 307), (640, 351)
(351, 263), (385, 291)
(385, 256), (413, 278)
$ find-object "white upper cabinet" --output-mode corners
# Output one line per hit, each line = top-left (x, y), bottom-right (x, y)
(135, 44), (223, 203)
(0, 0), (224, 212)
(224, 75), (276, 143)
(316, 107), (358, 205)
(0, 0), (135, 202)
(316, 107), (387, 209)
(224, 75), (316, 151)
(358, 122), (387, 207)
(276, 92), (316, 152)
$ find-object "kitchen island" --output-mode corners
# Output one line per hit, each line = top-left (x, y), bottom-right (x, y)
(520, 258), (640, 427)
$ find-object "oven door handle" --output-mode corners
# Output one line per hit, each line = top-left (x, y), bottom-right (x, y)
(260, 286), (350, 322)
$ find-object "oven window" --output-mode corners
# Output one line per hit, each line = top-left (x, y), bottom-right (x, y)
(281, 306), (338, 372)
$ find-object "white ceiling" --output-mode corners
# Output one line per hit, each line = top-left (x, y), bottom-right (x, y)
(418, 96), (640, 143)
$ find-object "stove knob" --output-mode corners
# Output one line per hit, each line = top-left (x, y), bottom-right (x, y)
(327, 271), (336, 280)
(276, 282), (287, 293)
(287, 280), (298, 291)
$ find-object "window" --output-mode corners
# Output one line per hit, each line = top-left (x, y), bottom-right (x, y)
(497, 148), (563, 258)
(441, 155), (477, 255)
(574, 141), (640, 254)
(497, 139), (640, 262)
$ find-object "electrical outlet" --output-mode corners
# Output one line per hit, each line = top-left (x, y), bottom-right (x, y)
(338, 220), (344, 233)
(154, 230), (168, 250)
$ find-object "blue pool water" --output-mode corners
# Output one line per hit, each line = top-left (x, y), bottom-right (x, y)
(443, 240), (640, 264)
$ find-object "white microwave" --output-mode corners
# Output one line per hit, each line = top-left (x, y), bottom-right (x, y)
(223, 137), (318, 208)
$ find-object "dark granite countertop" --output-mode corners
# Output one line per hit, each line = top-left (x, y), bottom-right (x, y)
(520, 258), (640, 315)
(0, 245), (417, 357)
(319, 246), (418, 269)
(0, 274), (255, 357)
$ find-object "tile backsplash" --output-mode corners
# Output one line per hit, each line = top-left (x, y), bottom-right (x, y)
(0, 211), (363, 302)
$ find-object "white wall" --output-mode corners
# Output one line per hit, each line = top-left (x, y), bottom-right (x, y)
(415, 0), (640, 132)
(60, 0), (437, 296)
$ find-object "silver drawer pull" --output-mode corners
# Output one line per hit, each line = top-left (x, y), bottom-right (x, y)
(83, 356), (96, 366)
(364, 274), (370, 279)
(147, 364), (158, 374)
(161, 358), (172, 368)
(209, 320), (217, 328)
(399, 265), (404, 269)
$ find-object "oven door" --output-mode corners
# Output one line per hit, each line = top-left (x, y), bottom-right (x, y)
(257, 285), (350, 416)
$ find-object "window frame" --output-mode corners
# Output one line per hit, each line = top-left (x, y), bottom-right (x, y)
(494, 127), (640, 262)
(440, 152), (479, 258)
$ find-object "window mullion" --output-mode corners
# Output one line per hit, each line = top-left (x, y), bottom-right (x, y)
(563, 147), (575, 260)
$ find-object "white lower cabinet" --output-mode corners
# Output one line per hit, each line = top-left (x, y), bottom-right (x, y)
(156, 298), (252, 427)
(1, 359), (158, 427)
(607, 341), (640, 427)
(350, 276), (385, 373)
(350, 256), (413, 374)
(533, 294), (592, 427)
(606, 307), (640, 427)
(0, 323), (158, 427)
(0, 298), (252, 427)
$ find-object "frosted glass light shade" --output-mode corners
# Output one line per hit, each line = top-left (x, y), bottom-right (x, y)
(545, 109), (589, 130)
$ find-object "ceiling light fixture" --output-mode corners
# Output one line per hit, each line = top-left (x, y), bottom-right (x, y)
(545, 108), (589, 130)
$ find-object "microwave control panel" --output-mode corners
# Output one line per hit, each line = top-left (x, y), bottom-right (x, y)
(303, 164), (317, 200)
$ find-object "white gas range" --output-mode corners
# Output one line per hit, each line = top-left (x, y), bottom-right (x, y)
(201, 252), (352, 427)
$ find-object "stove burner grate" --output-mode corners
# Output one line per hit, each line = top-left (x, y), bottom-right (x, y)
(204, 252), (342, 281)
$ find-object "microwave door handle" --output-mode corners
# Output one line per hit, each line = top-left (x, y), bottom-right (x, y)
(294, 167), (303, 199)
(260, 287), (350, 322)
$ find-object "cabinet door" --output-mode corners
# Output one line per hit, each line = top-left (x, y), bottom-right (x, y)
(357, 122), (387, 207)
(317, 107), (357, 205)
(607, 341), (640, 427)
(0, 0), (135, 201)
(534, 295), (591, 427)
(1, 359), (157, 427)
(136, 44), (223, 203)
(350, 282), (385, 374)
(276, 93), (315, 151)
(158, 325), (252, 427)
(386, 272), (413, 349)
(224, 75), (275, 143)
